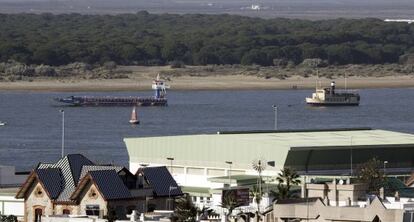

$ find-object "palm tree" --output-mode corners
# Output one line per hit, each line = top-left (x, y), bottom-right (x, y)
(274, 167), (300, 200)
(171, 194), (198, 222)
(356, 157), (385, 194)
(219, 192), (240, 222)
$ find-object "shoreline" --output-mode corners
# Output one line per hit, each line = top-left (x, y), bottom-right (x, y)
(0, 75), (413, 92)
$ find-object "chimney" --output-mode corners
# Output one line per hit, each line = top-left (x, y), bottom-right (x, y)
(379, 187), (385, 200)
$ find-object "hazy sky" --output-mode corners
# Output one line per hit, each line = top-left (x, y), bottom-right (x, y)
(0, 0), (413, 19)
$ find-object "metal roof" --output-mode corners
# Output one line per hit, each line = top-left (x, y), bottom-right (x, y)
(125, 129), (414, 172)
(38, 154), (94, 202)
(79, 165), (125, 182)
(35, 168), (64, 199)
(141, 167), (183, 197)
(88, 170), (132, 200)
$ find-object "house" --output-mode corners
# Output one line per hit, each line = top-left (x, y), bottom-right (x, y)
(15, 154), (182, 222)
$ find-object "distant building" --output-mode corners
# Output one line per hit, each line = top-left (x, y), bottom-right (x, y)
(0, 165), (29, 218)
(384, 19), (414, 24)
(263, 178), (414, 222)
(0, 165), (28, 188)
(263, 197), (405, 222)
(16, 154), (182, 222)
(124, 128), (414, 211)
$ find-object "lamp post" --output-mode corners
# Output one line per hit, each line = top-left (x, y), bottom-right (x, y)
(272, 105), (278, 130)
(225, 161), (233, 187)
(168, 185), (177, 210)
(60, 109), (65, 158)
(384, 161), (388, 175)
(167, 157), (174, 174)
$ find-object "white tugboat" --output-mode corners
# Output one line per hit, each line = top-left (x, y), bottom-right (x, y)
(306, 81), (360, 106)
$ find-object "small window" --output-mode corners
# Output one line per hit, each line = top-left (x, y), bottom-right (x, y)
(34, 208), (43, 222)
(62, 209), (70, 215)
(85, 205), (100, 216)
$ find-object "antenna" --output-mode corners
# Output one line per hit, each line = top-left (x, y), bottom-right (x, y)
(252, 158), (266, 197)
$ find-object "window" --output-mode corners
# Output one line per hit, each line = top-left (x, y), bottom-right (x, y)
(35, 187), (43, 198)
(88, 189), (98, 199)
(85, 205), (100, 216)
(62, 209), (70, 215)
(34, 208), (42, 222)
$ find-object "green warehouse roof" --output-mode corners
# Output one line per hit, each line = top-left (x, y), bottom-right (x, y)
(124, 129), (414, 175)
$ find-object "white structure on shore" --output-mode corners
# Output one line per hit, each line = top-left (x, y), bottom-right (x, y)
(0, 166), (27, 218)
(384, 19), (414, 24)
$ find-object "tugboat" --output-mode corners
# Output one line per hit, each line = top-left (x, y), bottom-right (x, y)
(306, 81), (360, 106)
(54, 74), (169, 106)
(129, 106), (140, 125)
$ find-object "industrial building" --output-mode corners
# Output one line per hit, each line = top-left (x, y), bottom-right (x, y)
(124, 128), (414, 209)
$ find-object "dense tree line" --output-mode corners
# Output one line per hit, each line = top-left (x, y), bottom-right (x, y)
(0, 12), (413, 66)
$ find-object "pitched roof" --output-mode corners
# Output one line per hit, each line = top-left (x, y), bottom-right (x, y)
(406, 173), (414, 187)
(140, 166), (182, 197)
(71, 170), (132, 200)
(37, 154), (95, 202)
(79, 165), (125, 183)
(18, 154), (133, 202)
(35, 168), (64, 199)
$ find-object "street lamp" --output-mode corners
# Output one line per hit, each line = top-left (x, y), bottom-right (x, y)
(59, 109), (65, 158)
(225, 161), (233, 187)
(272, 105), (278, 130)
(168, 185), (178, 210)
(384, 161), (388, 175)
(167, 157), (174, 174)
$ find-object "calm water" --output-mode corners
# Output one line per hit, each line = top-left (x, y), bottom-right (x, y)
(0, 88), (413, 170)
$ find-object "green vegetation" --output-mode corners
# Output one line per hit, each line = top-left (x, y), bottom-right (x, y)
(0, 12), (413, 67)
(356, 157), (385, 194)
(171, 194), (198, 222)
(271, 167), (301, 200)
(0, 215), (17, 222)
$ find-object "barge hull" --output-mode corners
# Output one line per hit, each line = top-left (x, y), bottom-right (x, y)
(55, 96), (168, 106)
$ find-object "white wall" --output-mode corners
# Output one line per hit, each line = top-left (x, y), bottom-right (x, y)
(0, 194), (24, 216)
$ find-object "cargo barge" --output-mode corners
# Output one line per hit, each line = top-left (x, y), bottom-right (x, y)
(55, 74), (169, 106)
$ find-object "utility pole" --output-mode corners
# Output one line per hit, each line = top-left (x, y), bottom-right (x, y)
(167, 157), (174, 174)
(225, 161), (233, 187)
(60, 110), (65, 158)
(272, 105), (278, 130)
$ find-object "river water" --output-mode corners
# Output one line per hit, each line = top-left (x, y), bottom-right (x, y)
(0, 88), (413, 170)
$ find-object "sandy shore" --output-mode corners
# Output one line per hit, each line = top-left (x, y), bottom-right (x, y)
(0, 75), (413, 92)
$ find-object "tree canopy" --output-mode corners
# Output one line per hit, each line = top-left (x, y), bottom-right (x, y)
(0, 13), (412, 66)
